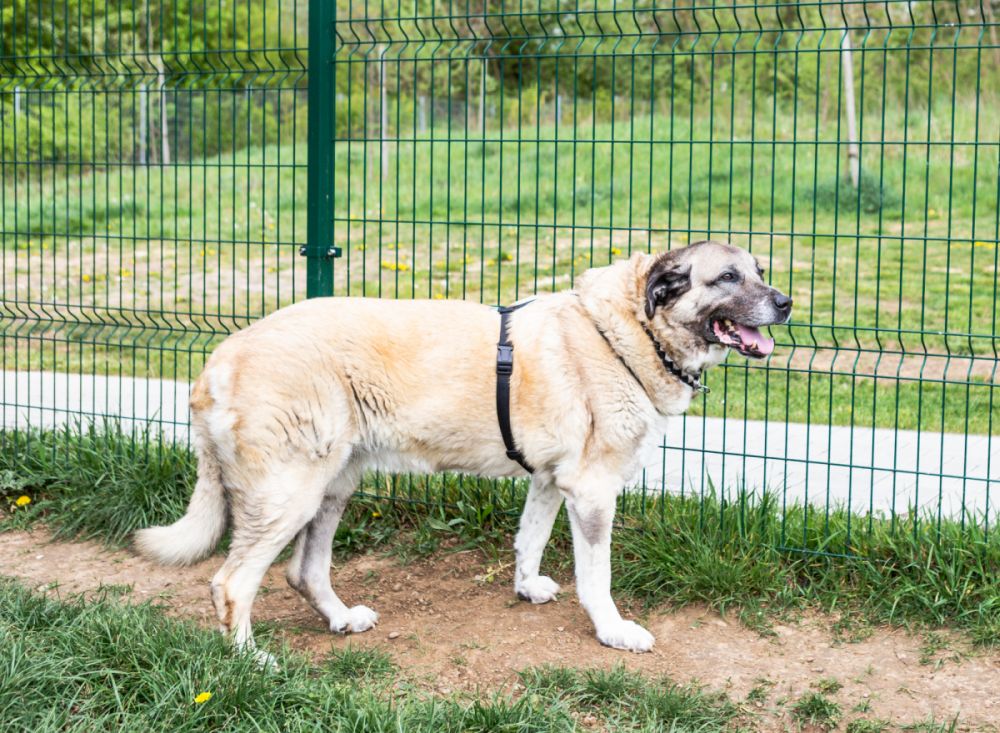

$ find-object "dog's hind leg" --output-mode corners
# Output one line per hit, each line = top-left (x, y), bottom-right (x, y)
(210, 460), (339, 657)
(513, 476), (564, 604)
(285, 465), (377, 634)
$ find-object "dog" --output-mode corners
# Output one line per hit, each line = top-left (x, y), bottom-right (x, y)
(136, 239), (791, 654)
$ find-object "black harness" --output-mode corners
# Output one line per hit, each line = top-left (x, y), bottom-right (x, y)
(495, 301), (535, 473)
(494, 299), (708, 474)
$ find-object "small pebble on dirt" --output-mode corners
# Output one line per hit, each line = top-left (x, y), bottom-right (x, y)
(392, 584), (402, 591)
(387, 631), (400, 640)
(557, 626), (565, 632)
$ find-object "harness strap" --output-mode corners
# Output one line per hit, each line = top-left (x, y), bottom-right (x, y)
(496, 302), (534, 474)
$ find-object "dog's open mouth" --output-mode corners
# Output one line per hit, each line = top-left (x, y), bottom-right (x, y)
(711, 319), (775, 358)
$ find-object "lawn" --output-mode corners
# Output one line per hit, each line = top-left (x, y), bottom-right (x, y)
(1, 100), (998, 434)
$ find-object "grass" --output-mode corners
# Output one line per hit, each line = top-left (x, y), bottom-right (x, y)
(324, 646), (397, 681)
(790, 692), (842, 731)
(4, 424), (1000, 648)
(0, 578), (745, 732)
(847, 719), (891, 733)
(519, 664), (738, 730)
(3, 100), (998, 434)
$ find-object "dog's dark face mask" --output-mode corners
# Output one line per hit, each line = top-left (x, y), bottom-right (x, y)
(644, 240), (792, 361)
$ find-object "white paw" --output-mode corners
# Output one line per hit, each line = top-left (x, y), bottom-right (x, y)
(596, 620), (655, 652)
(515, 575), (561, 604)
(251, 648), (280, 670)
(331, 605), (379, 634)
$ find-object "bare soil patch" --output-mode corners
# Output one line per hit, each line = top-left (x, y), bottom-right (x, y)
(1, 528), (998, 731)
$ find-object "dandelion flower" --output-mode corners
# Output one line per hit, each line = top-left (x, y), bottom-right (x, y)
(371, 511), (382, 518)
(194, 691), (212, 704)
(610, 247), (622, 256)
(15, 495), (31, 507)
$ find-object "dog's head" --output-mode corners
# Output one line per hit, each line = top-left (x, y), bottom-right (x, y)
(642, 240), (791, 364)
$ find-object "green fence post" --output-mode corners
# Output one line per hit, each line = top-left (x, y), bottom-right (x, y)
(304, 0), (339, 297)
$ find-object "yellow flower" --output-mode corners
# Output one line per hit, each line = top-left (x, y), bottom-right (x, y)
(15, 495), (31, 507)
(81, 274), (92, 282)
(120, 268), (132, 278)
(610, 247), (622, 256)
(371, 510), (381, 518)
(433, 293), (444, 300)
(193, 691), (212, 704)
(974, 241), (995, 248)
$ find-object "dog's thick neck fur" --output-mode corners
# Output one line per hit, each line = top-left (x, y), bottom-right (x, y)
(573, 253), (728, 414)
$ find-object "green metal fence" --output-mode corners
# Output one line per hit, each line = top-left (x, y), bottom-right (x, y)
(1, 1), (997, 553)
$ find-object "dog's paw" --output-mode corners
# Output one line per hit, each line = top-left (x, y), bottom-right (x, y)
(331, 605), (379, 634)
(515, 575), (561, 604)
(251, 648), (280, 670)
(596, 620), (655, 653)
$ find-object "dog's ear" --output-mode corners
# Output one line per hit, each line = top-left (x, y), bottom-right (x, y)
(644, 255), (691, 319)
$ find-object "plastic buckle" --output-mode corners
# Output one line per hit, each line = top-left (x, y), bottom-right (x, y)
(497, 344), (514, 374)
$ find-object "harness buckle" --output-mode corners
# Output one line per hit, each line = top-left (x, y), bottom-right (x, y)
(496, 344), (514, 374)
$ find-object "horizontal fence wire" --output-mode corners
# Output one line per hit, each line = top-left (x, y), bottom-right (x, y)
(1, 0), (998, 554)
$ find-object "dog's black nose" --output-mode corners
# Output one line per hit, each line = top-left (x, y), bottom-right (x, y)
(772, 290), (792, 312)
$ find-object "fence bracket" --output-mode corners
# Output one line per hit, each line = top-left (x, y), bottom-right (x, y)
(299, 244), (342, 259)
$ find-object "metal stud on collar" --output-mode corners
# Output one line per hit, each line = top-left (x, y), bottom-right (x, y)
(642, 326), (710, 394)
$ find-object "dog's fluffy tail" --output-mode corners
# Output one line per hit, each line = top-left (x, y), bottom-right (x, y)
(135, 445), (227, 566)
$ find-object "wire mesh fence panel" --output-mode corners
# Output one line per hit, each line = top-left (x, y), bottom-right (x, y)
(1, 1), (309, 438)
(331, 0), (999, 551)
(2, 1), (998, 554)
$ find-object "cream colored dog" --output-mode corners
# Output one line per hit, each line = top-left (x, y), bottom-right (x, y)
(136, 240), (791, 655)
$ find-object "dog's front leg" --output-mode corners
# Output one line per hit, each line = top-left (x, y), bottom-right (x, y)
(565, 490), (654, 652)
(513, 476), (564, 603)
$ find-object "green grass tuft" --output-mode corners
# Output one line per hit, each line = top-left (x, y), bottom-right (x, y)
(0, 423), (195, 545)
(790, 692), (842, 731)
(519, 664), (738, 730)
(324, 646), (397, 681)
(846, 719), (891, 733)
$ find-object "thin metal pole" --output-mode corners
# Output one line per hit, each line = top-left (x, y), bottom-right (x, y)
(305, 0), (338, 296)
(138, 84), (147, 165)
(380, 43), (388, 181)
(480, 58), (486, 136)
(841, 33), (860, 188)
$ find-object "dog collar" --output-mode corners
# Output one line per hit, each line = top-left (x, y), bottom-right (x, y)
(641, 325), (710, 394)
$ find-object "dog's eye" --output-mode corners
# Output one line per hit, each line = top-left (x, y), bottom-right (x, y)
(718, 272), (736, 283)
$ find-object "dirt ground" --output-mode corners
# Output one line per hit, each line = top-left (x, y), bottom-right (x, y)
(1, 528), (998, 732)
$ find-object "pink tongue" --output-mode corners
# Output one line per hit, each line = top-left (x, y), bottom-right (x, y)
(736, 324), (775, 356)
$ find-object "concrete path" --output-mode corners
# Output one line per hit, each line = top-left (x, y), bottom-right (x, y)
(3, 370), (997, 519)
